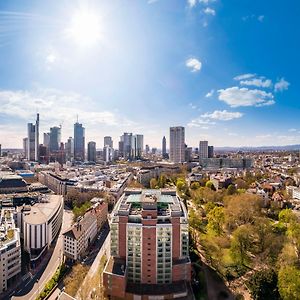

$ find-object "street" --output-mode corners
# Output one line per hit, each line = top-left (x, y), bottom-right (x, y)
(10, 208), (74, 300)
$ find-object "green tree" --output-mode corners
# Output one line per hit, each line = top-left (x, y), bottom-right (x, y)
(278, 266), (300, 300)
(279, 209), (297, 228)
(207, 206), (225, 236)
(230, 225), (254, 266)
(150, 178), (158, 189)
(205, 180), (216, 191)
(190, 181), (200, 190)
(248, 269), (280, 300)
(227, 184), (236, 195)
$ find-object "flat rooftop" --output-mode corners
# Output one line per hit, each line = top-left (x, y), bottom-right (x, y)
(104, 256), (126, 276)
(22, 195), (62, 225)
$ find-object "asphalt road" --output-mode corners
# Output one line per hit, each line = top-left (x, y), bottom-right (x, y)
(10, 208), (74, 300)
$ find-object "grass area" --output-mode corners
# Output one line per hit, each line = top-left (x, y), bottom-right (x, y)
(63, 263), (89, 297)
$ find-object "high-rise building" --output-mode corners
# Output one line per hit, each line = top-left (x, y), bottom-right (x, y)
(132, 134), (143, 159)
(199, 141), (208, 159)
(65, 137), (74, 161)
(35, 113), (39, 161)
(43, 133), (50, 148)
(169, 126), (185, 163)
(162, 136), (167, 158)
(145, 144), (150, 154)
(74, 122), (85, 161)
(103, 189), (191, 299)
(208, 145), (214, 158)
(118, 141), (124, 158)
(27, 123), (36, 161)
(122, 133), (133, 159)
(103, 145), (113, 163)
(104, 136), (113, 148)
(23, 138), (28, 158)
(49, 126), (61, 153)
(87, 141), (96, 162)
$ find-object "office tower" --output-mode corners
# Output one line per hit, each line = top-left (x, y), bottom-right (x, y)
(23, 138), (28, 158)
(0, 144), (2, 157)
(27, 123), (36, 161)
(199, 141), (208, 159)
(122, 132), (133, 159)
(35, 113), (39, 161)
(104, 136), (113, 148)
(49, 126), (61, 153)
(208, 145), (214, 158)
(151, 147), (157, 154)
(185, 146), (192, 162)
(132, 134), (143, 159)
(118, 141), (124, 158)
(162, 136), (167, 158)
(145, 144), (150, 154)
(169, 126), (185, 163)
(65, 137), (74, 160)
(74, 122), (85, 161)
(87, 141), (96, 162)
(103, 189), (191, 299)
(43, 133), (50, 148)
(103, 145), (113, 163)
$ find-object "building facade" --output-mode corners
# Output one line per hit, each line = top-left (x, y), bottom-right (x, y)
(103, 189), (191, 299)
(74, 122), (85, 161)
(199, 141), (208, 159)
(87, 141), (97, 162)
(169, 127), (185, 163)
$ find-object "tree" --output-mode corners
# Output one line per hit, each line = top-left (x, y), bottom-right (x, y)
(227, 184), (236, 195)
(190, 182), (200, 190)
(248, 269), (280, 300)
(150, 178), (158, 189)
(279, 209), (297, 228)
(207, 206), (225, 236)
(230, 224), (254, 266)
(278, 266), (300, 300)
(224, 194), (262, 230)
(205, 180), (216, 191)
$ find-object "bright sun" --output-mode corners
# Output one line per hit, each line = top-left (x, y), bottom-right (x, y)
(66, 10), (102, 47)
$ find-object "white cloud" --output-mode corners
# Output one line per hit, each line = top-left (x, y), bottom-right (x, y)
(201, 110), (243, 121)
(189, 103), (197, 109)
(288, 128), (297, 132)
(240, 78), (272, 88)
(218, 86), (275, 107)
(0, 88), (135, 138)
(199, 0), (216, 4)
(186, 58), (202, 72)
(234, 73), (256, 81)
(205, 89), (214, 97)
(203, 7), (216, 16)
(274, 78), (290, 92)
(187, 118), (216, 128)
(188, 0), (197, 7)
(258, 15), (264, 22)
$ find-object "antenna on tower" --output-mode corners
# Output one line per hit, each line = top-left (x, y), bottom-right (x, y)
(76, 114), (79, 123)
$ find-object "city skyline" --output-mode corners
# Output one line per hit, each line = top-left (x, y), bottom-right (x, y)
(0, 0), (299, 148)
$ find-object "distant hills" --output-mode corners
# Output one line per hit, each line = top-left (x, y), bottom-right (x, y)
(215, 145), (300, 152)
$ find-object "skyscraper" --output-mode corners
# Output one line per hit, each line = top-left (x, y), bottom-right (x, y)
(65, 137), (74, 161)
(103, 189), (191, 299)
(74, 122), (85, 161)
(49, 126), (61, 153)
(121, 133), (132, 159)
(104, 136), (113, 148)
(87, 141), (96, 162)
(27, 123), (36, 161)
(132, 134), (143, 159)
(199, 141), (208, 159)
(208, 145), (214, 158)
(162, 136), (167, 158)
(35, 113), (39, 161)
(169, 126), (185, 163)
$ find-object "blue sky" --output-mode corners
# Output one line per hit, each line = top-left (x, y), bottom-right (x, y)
(0, 0), (299, 148)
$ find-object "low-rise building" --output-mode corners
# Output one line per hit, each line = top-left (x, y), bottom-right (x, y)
(63, 213), (97, 261)
(0, 209), (21, 293)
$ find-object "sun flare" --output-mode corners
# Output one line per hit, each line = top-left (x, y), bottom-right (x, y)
(66, 10), (102, 47)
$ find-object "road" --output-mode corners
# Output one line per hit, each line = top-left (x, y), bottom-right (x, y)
(75, 232), (110, 300)
(10, 208), (74, 300)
